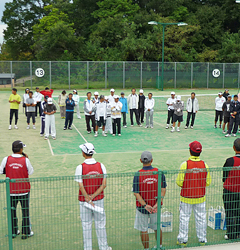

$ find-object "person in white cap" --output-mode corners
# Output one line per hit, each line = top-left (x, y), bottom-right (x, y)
(171, 96), (184, 132)
(43, 97), (57, 140)
(111, 95), (122, 136)
(95, 95), (107, 137)
(75, 143), (112, 250)
(214, 92), (225, 128)
(145, 93), (155, 129)
(108, 89), (115, 104)
(93, 92), (100, 104)
(73, 89), (81, 119)
(166, 92), (176, 129)
(138, 89), (145, 123)
(128, 88), (141, 127)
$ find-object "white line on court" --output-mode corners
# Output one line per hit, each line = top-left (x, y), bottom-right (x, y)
(47, 139), (54, 156)
(72, 124), (88, 143)
(153, 120), (165, 127)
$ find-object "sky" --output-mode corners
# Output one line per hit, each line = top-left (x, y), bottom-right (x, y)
(0, 0), (11, 44)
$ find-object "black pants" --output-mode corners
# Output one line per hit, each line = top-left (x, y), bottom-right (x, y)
(65, 112), (74, 128)
(130, 109), (140, 125)
(186, 112), (196, 127)
(27, 112), (35, 124)
(223, 189), (240, 239)
(122, 112), (127, 126)
(11, 193), (31, 235)
(112, 118), (121, 135)
(227, 117), (239, 134)
(85, 115), (96, 132)
(35, 102), (41, 117)
(167, 110), (174, 124)
(215, 110), (223, 122)
(9, 109), (18, 125)
(139, 108), (144, 123)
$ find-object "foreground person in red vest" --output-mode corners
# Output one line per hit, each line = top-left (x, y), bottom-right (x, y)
(223, 138), (240, 240)
(75, 143), (112, 250)
(176, 141), (211, 247)
(0, 140), (34, 239)
(133, 151), (167, 250)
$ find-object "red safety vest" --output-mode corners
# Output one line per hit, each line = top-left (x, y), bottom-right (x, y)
(78, 162), (104, 202)
(181, 160), (207, 199)
(136, 168), (158, 207)
(223, 157), (240, 193)
(5, 156), (30, 194)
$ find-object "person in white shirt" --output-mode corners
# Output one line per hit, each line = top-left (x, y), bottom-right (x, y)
(105, 98), (113, 134)
(83, 92), (96, 134)
(185, 92), (199, 129)
(73, 90), (81, 119)
(23, 88), (30, 117)
(111, 95), (122, 136)
(33, 87), (43, 117)
(145, 93), (155, 129)
(128, 88), (141, 127)
(95, 95), (107, 137)
(166, 92), (176, 129)
(93, 91), (100, 104)
(108, 89), (115, 104)
(215, 92), (226, 128)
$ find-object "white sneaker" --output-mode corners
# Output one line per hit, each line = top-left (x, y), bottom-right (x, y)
(87, 131), (91, 134)
(33, 125), (36, 130)
(185, 126), (188, 129)
(150, 126), (153, 129)
(224, 234), (229, 240)
(14, 125), (18, 129)
(222, 130), (227, 134)
(40, 134), (44, 137)
(139, 124), (142, 127)
(107, 247), (112, 250)
(102, 132), (107, 137)
(131, 125), (134, 127)
(112, 134), (116, 136)
(22, 231), (34, 239)
(26, 125), (30, 130)
(232, 134), (237, 137)
(145, 126), (148, 128)
(177, 127), (180, 132)
(225, 134), (231, 137)
(190, 126), (193, 129)
(124, 125), (127, 128)
(44, 136), (48, 140)
(94, 132), (98, 137)
(118, 134), (121, 136)
(171, 128), (175, 133)
(9, 125), (12, 130)
(77, 116), (81, 119)
(166, 124), (169, 129)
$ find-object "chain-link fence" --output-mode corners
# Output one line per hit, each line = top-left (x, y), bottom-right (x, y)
(1, 168), (239, 250)
(1, 61), (240, 89)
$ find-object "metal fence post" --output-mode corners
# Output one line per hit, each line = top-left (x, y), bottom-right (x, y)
(123, 62), (125, 89)
(174, 62), (177, 89)
(68, 61), (70, 90)
(87, 61), (89, 89)
(105, 61), (107, 89)
(207, 62), (209, 89)
(10, 61), (13, 89)
(140, 62), (143, 89)
(156, 171), (162, 250)
(5, 177), (13, 250)
(223, 63), (225, 89)
(30, 61), (32, 88)
(49, 61), (52, 89)
(191, 62), (193, 88)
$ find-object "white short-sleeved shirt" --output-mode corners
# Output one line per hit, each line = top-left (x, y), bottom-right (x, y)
(75, 158), (107, 183)
(166, 98), (176, 110)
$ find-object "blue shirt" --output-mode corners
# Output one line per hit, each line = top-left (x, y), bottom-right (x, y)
(119, 97), (128, 113)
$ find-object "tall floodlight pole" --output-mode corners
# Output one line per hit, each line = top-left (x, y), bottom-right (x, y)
(148, 21), (188, 91)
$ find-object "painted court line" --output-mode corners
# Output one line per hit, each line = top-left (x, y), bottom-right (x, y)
(47, 139), (54, 156)
(72, 124), (88, 143)
(154, 120), (165, 127)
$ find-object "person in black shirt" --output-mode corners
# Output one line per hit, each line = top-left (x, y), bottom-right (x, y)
(223, 89), (230, 101)
(138, 89), (145, 123)
(223, 138), (240, 240)
(225, 95), (240, 137)
(222, 95), (232, 134)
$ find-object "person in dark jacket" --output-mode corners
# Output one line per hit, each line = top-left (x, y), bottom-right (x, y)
(223, 138), (240, 240)
(223, 89), (230, 101)
(138, 89), (145, 123)
(64, 93), (75, 130)
(225, 95), (240, 137)
(222, 95), (232, 134)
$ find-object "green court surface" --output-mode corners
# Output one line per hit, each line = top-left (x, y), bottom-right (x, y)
(0, 89), (239, 250)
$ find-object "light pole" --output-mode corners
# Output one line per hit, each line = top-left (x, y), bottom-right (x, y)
(148, 21), (188, 91)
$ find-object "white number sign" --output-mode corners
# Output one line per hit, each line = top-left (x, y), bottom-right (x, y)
(35, 68), (45, 78)
(212, 69), (220, 78)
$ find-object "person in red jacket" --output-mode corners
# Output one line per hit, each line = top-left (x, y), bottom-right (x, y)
(133, 151), (167, 250)
(223, 138), (240, 240)
(75, 143), (112, 250)
(40, 87), (54, 98)
(0, 140), (34, 239)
